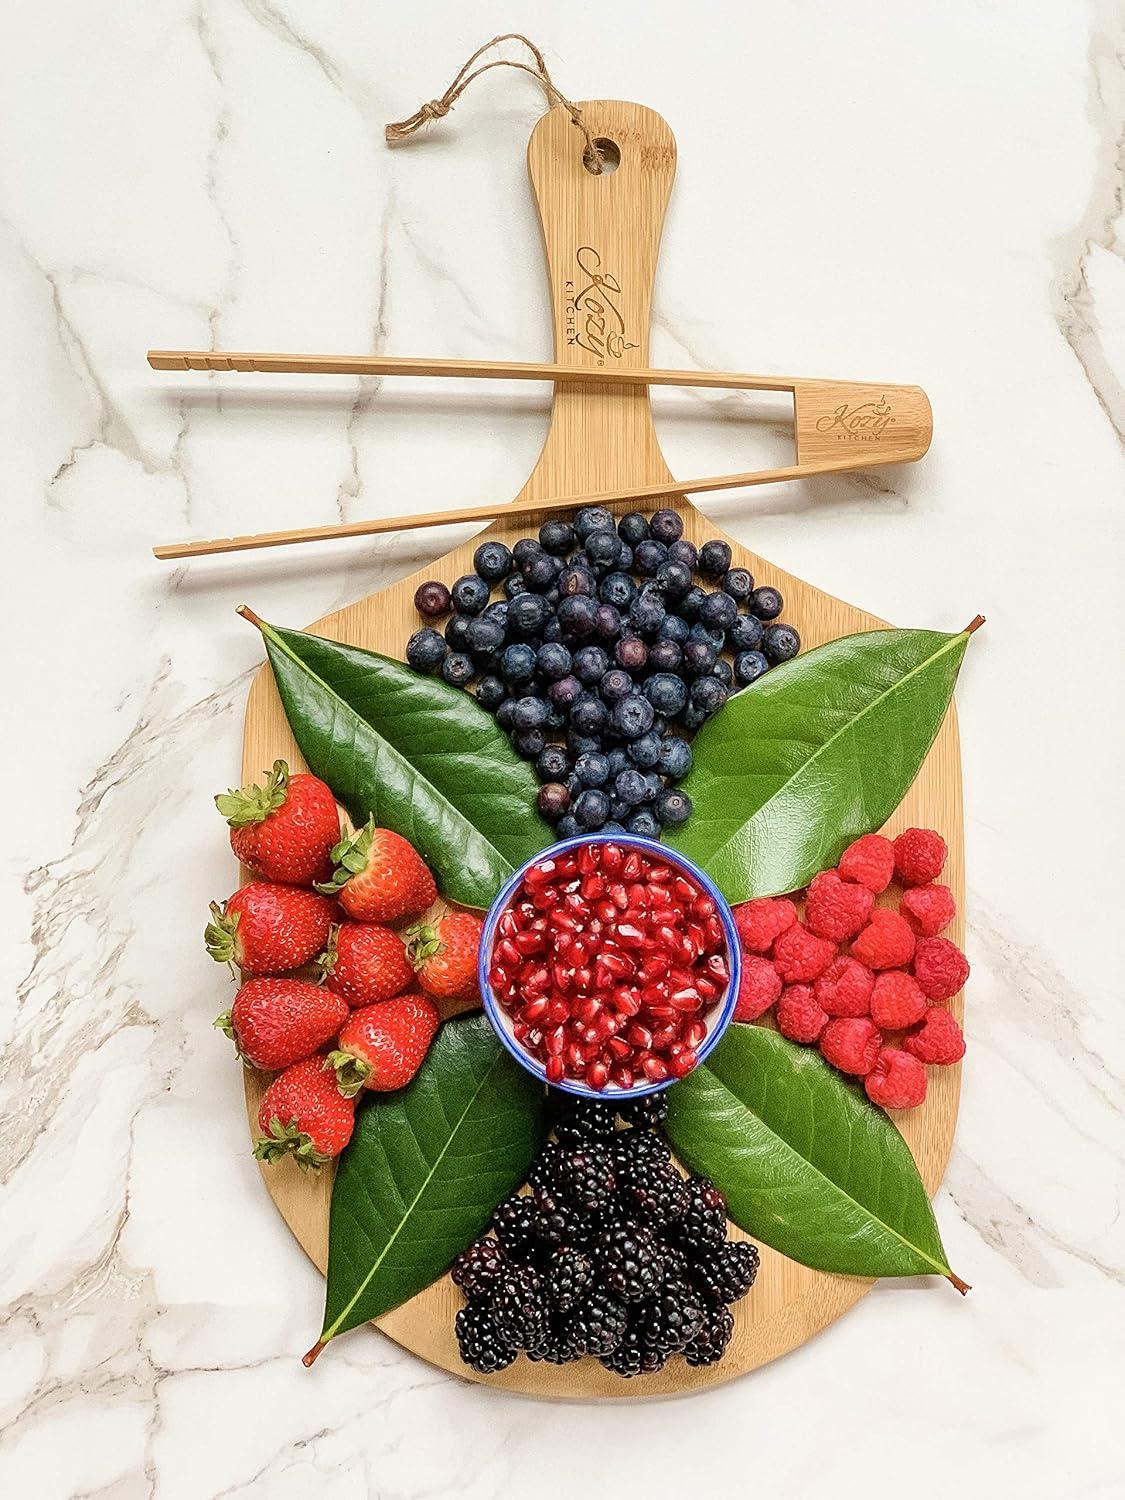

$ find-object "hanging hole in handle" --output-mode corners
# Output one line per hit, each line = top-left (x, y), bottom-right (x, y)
(585, 137), (620, 175)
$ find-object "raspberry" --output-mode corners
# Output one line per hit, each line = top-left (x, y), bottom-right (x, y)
(733, 954), (783, 1021)
(900, 882), (957, 938)
(733, 896), (797, 954)
(772, 922), (836, 983)
(864, 1046), (928, 1109)
(851, 908), (916, 971)
(893, 827), (948, 886)
(776, 984), (829, 1043)
(869, 970), (927, 1030)
(819, 1016), (882, 1076)
(804, 870), (874, 942)
(837, 833), (895, 893)
(814, 955), (875, 1018)
(904, 1006), (966, 1064)
(913, 936), (970, 1001)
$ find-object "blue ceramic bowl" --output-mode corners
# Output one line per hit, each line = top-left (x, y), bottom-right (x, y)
(479, 833), (741, 1100)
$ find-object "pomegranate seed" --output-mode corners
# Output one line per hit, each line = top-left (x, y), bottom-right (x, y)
(587, 1060), (609, 1089)
(642, 1055), (670, 1081)
(545, 1056), (564, 1083)
(669, 1048), (698, 1078)
(683, 1020), (707, 1048)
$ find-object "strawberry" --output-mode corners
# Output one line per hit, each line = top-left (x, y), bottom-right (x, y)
(215, 976), (348, 1071)
(205, 882), (335, 975)
(254, 1055), (356, 1168)
(406, 911), (483, 1004)
(329, 995), (440, 1095)
(317, 819), (436, 924)
(319, 922), (413, 1007)
(215, 759), (340, 886)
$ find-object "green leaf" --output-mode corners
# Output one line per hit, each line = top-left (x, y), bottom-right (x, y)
(312, 1014), (545, 1358)
(666, 624), (976, 902)
(250, 615), (553, 909)
(665, 1025), (965, 1287)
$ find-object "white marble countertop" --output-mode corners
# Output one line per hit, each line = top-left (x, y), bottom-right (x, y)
(2, 3), (1123, 1496)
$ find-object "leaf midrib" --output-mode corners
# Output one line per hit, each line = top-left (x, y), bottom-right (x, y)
(698, 631), (965, 869)
(323, 1047), (508, 1343)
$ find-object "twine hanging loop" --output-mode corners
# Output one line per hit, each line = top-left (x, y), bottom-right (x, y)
(385, 33), (604, 173)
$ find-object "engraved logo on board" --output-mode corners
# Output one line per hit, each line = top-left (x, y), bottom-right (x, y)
(564, 246), (639, 364)
(813, 396), (897, 442)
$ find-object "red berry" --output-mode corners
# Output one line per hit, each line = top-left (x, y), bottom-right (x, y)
(733, 955), (783, 1022)
(217, 760), (340, 886)
(904, 1006), (966, 1065)
(216, 977), (348, 1071)
(320, 922), (413, 1007)
(254, 1056), (356, 1167)
(776, 984), (829, 1043)
(772, 922), (837, 983)
(819, 1017), (882, 1076)
(732, 896), (797, 954)
(318, 820), (437, 924)
(900, 883), (957, 938)
(407, 911), (483, 1004)
(837, 834), (895, 894)
(864, 1047), (928, 1109)
(869, 970), (927, 1030)
(205, 883), (335, 976)
(851, 908), (916, 971)
(893, 827), (948, 887)
(330, 995), (441, 1093)
(814, 955), (875, 1017)
(805, 870), (874, 943)
(912, 935), (970, 1001)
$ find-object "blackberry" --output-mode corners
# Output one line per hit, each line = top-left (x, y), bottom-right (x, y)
(667, 1177), (728, 1255)
(619, 1095), (669, 1128)
(552, 1098), (617, 1147)
(599, 1317), (667, 1378)
(532, 1185), (588, 1252)
(450, 1237), (507, 1300)
(567, 1287), (629, 1358)
(683, 1303), (734, 1367)
(558, 1145), (617, 1214)
(545, 1247), (596, 1312)
(526, 1140), (565, 1193)
(594, 1223), (667, 1303)
(612, 1127), (672, 1170)
(455, 1302), (517, 1374)
(526, 1316), (585, 1365)
(490, 1192), (540, 1259)
(691, 1241), (760, 1305)
(616, 1155), (690, 1228)
(638, 1275), (706, 1355)
(490, 1262), (549, 1350)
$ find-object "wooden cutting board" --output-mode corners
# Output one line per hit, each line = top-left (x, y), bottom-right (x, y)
(239, 101), (963, 1397)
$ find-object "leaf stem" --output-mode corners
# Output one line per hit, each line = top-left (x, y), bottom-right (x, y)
(964, 615), (985, 635)
(302, 1339), (326, 1367)
(236, 604), (265, 629)
(948, 1271), (972, 1295)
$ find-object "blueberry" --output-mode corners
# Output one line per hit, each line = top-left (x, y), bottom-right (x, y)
(514, 727), (546, 758)
(574, 505), (616, 541)
(602, 821), (627, 834)
(575, 751), (610, 788)
(729, 612), (764, 652)
(495, 698), (518, 730)
(475, 674), (506, 709)
(668, 539), (698, 570)
(451, 574), (491, 616)
(656, 788), (693, 826)
(647, 638), (683, 674)
(473, 541), (513, 582)
(678, 585), (706, 621)
(537, 745), (570, 780)
(594, 604), (622, 640)
(573, 787), (611, 829)
(606, 747), (631, 777)
(537, 782), (571, 820)
(712, 658), (734, 687)
(762, 623), (801, 663)
(599, 571), (637, 609)
(749, 585), (784, 620)
(600, 668), (633, 704)
(649, 508), (684, 544)
(557, 594), (599, 639)
(507, 593), (552, 638)
(612, 693), (655, 739)
(406, 626), (449, 672)
(699, 590), (739, 632)
(441, 652), (475, 687)
(644, 672), (688, 716)
(682, 639), (717, 675)
(658, 735), (693, 780)
(642, 770), (664, 802)
(615, 636), (648, 673)
(722, 567), (754, 602)
(626, 809), (661, 838)
(690, 622), (727, 651)
(557, 814), (581, 838)
(655, 560), (692, 598)
(584, 530), (619, 569)
(634, 539), (669, 576)
(536, 641), (573, 680)
(612, 767), (648, 806)
(522, 555), (557, 591)
(513, 696), (550, 730)
(570, 693), (608, 735)
(734, 649), (770, 686)
(566, 730), (602, 760)
(558, 564), (596, 598)
(629, 591), (666, 637)
(615, 541), (634, 571)
(500, 642), (538, 682)
(573, 645), (609, 685)
(445, 614), (472, 651)
(680, 703), (707, 731)
(617, 512), (651, 546)
(549, 674), (582, 709)
(544, 705), (566, 731)
(539, 519), (576, 555)
(466, 615), (505, 656)
(503, 574), (529, 599)
(698, 539), (732, 579)
(414, 580), (451, 618)
(690, 676), (728, 717)
(627, 730), (663, 768)
(659, 614), (691, 646)
(482, 598), (509, 627)
(513, 538), (545, 570)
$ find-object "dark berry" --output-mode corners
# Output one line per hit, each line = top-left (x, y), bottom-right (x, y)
(570, 693), (608, 735)
(536, 745), (570, 780)
(527, 1141), (566, 1192)
(512, 696), (549, 730)
(566, 730), (602, 760)
(573, 788), (611, 830)
(668, 538), (698, 569)
(599, 667), (633, 703)
(628, 591), (666, 637)
(658, 613), (690, 645)
(612, 694), (655, 739)
(712, 658), (734, 688)
(649, 508), (684, 544)
(617, 1155), (690, 1227)
(445, 614), (472, 650)
(668, 1177), (728, 1254)
(644, 672), (688, 716)
(612, 1126), (672, 1168)
(507, 592), (552, 637)
(537, 782), (571, 819)
(762, 622), (801, 663)
(595, 1223), (667, 1303)
(465, 614), (505, 656)
(513, 728), (545, 758)
(473, 541), (513, 582)
(634, 539), (668, 576)
(406, 626), (449, 672)
(568, 1288), (629, 1357)
(539, 518), (576, 554)
(689, 621), (727, 651)
(647, 639), (683, 674)
(698, 539), (732, 578)
(558, 1145), (617, 1213)
(548, 674), (582, 709)
(690, 675), (728, 717)
(614, 767), (649, 806)
(450, 574), (490, 616)
(414, 580), (451, 618)
(682, 638), (716, 675)
(574, 505), (616, 541)
(617, 511), (651, 546)
(441, 652), (474, 687)
(557, 594), (599, 639)
(627, 731), (663, 769)
(475, 674), (506, 709)
(552, 1096), (617, 1146)
(558, 564), (596, 598)
(699, 590), (738, 632)
(626, 809), (661, 838)
(683, 1303), (734, 1367)
(489, 1262), (549, 1349)
(677, 584), (706, 621)
(536, 641), (573, 681)
(574, 751), (610, 787)
(503, 574), (529, 599)
(597, 570), (635, 609)
(455, 1302), (517, 1374)
(692, 1241), (760, 1305)
(584, 530), (619, 569)
(556, 815), (580, 837)
(572, 644), (609, 685)
(657, 736), (692, 780)
(721, 567), (754, 602)
(656, 788), (693, 826)
(619, 1093), (669, 1127)
(639, 1276), (706, 1355)
(450, 1236), (508, 1300)
(614, 635), (648, 673)
(594, 603), (622, 639)
(522, 554), (557, 591)
(545, 1247), (596, 1312)
(729, 612), (764, 652)
(734, 649), (770, 686)
(748, 585), (784, 620)
(532, 1185), (588, 1251)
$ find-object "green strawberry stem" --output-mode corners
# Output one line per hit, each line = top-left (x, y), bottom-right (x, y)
(253, 1115), (331, 1170)
(215, 759), (290, 827)
(204, 901), (240, 972)
(315, 818), (375, 897)
(327, 1050), (372, 1099)
(405, 922), (441, 969)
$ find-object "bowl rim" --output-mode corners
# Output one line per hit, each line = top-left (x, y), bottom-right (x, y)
(478, 832), (741, 1099)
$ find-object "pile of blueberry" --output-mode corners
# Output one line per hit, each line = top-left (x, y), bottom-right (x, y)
(406, 506), (801, 839)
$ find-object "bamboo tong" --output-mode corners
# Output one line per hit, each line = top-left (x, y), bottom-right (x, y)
(149, 350), (932, 561)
